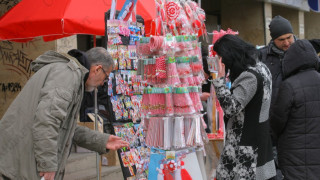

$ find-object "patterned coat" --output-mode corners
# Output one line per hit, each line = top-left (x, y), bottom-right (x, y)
(213, 62), (276, 180)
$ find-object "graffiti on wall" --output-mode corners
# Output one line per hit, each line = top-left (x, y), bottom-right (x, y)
(0, 0), (20, 11)
(0, 41), (34, 79)
(0, 82), (22, 93)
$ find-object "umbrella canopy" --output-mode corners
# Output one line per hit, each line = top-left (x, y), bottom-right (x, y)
(0, 0), (156, 42)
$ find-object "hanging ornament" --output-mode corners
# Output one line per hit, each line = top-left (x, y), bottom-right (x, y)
(192, 19), (201, 29)
(166, 160), (176, 173)
(184, 3), (192, 19)
(165, 1), (181, 21)
(180, 161), (192, 180)
(161, 8), (166, 22)
(157, 164), (165, 180)
(163, 164), (174, 180)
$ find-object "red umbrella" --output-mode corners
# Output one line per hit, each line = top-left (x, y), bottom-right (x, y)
(0, 0), (156, 42)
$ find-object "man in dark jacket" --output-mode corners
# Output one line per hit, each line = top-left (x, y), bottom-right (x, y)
(259, 15), (295, 109)
(260, 16), (320, 108)
(259, 16), (295, 179)
(270, 39), (320, 180)
(309, 39), (320, 57)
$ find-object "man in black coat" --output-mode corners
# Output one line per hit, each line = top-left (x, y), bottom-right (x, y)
(309, 39), (320, 57)
(270, 39), (320, 180)
(259, 15), (295, 110)
(259, 15), (296, 179)
(260, 16), (320, 109)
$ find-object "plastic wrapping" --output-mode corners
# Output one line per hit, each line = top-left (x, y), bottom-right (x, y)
(166, 57), (181, 85)
(151, 59), (157, 84)
(175, 35), (197, 52)
(149, 88), (166, 116)
(176, 57), (192, 77)
(143, 58), (151, 82)
(188, 86), (203, 112)
(137, 37), (152, 56)
(164, 87), (174, 116)
(190, 56), (203, 75)
(173, 116), (186, 149)
(163, 34), (176, 55)
(180, 75), (195, 86)
(185, 116), (195, 146)
(194, 115), (203, 146)
(163, 117), (173, 150)
(141, 87), (150, 115)
(142, 87), (174, 116)
(149, 36), (165, 54)
(155, 56), (167, 84)
(173, 86), (195, 115)
(143, 58), (156, 84)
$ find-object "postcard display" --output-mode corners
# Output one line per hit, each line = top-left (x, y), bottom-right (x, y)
(106, 4), (148, 179)
(107, 0), (210, 179)
(136, 0), (210, 179)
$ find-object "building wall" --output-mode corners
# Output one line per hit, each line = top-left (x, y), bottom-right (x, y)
(0, 39), (54, 118)
(272, 5), (300, 38)
(220, 0), (265, 45)
(201, 0), (220, 46)
(304, 11), (320, 39)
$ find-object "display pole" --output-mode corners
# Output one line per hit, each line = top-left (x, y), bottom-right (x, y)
(94, 88), (101, 180)
(211, 72), (217, 133)
(105, 17), (108, 50)
(210, 72), (223, 160)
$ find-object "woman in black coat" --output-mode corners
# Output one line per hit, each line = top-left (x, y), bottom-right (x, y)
(270, 39), (320, 180)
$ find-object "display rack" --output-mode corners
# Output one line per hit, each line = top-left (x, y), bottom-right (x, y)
(106, 0), (211, 179)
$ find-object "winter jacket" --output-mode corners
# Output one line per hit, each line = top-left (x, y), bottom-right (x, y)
(214, 62), (276, 180)
(0, 51), (110, 180)
(259, 41), (286, 110)
(270, 39), (320, 180)
(309, 39), (320, 56)
(260, 39), (320, 109)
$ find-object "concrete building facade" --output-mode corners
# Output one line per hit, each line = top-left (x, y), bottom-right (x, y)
(202, 0), (320, 46)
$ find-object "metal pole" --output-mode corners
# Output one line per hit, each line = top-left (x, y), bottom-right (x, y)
(198, 0), (201, 8)
(93, 35), (96, 47)
(94, 88), (101, 180)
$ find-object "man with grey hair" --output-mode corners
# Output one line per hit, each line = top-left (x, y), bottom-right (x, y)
(0, 47), (129, 180)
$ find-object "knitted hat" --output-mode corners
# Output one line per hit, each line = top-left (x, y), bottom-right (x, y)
(269, 15), (293, 40)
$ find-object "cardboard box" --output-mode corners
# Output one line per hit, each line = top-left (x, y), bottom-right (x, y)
(102, 150), (120, 166)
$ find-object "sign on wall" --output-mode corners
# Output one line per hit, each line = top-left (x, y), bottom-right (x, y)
(308, 0), (320, 12)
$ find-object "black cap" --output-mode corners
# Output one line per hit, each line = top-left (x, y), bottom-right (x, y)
(269, 15), (293, 40)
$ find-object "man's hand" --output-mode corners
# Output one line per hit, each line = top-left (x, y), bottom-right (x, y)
(106, 135), (130, 150)
(39, 172), (56, 180)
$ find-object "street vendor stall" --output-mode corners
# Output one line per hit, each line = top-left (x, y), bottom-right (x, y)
(106, 0), (211, 179)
